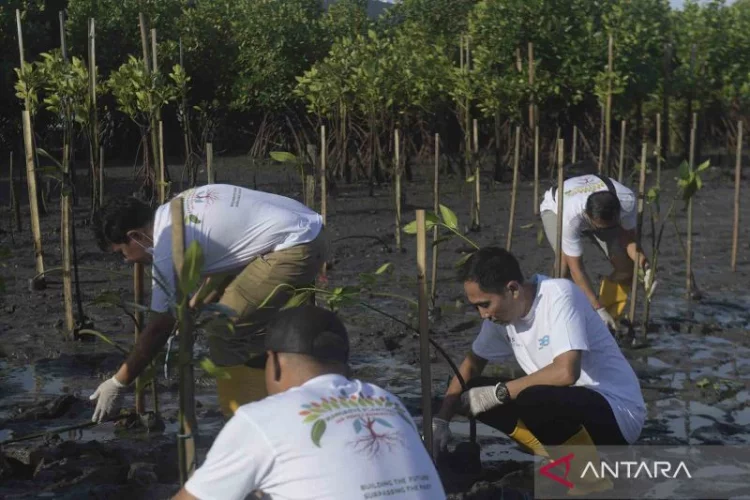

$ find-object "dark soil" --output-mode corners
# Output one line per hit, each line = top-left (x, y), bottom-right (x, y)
(1, 154), (749, 498)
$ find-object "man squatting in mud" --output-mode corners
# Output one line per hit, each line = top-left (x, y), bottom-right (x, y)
(89, 183), (329, 421)
(432, 247), (646, 495)
(539, 173), (657, 331)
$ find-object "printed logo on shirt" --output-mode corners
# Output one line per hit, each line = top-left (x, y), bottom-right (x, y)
(182, 187), (219, 223)
(564, 179), (606, 197)
(538, 335), (550, 349)
(298, 392), (414, 458)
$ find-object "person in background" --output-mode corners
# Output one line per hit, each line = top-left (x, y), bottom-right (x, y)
(431, 247), (645, 496)
(89, 184), (328, 421)
(538, 173), (656, 331)
(172, 305), (447, 500)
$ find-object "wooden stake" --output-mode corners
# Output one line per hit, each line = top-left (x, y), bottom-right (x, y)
(88, 17), (100, 210)
(172, 197), (197, 484)
(598, 105), (605, 174)
(395, 129), (402, 252)
(528, 42), (535, 128)
(10, 152), (21, 232)
(686, 114), (696, 298)
(61, 143), (74, 338)
(655, 113), (662, 187)
(572, 125), (578, 164)
(628, 143), (647, 326)
(59, 11), (67, 59)
(731, 121), (743, 272)
(533, 126), (540, 215)
(618, 120), (627, 183)
(22, 110), (45, 283)
(134, 262), (145, 414)
(507, 126), (520, 251)
(416, 210), (432, 457)
(99, 146), (104, 207)
(159, 121), (166, 202)
(555, 140), (565, 278)
(206, 142), (214, 184)
(473, 118), (480, 229)
(604, 34), (614, 177)
(431, 133), (440, 302)
(320, 125), (327, 227)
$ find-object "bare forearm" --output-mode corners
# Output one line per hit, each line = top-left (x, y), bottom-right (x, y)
(506, 360), (578, 399)
(437, 353), (486, 420)
(568, 262), (600, 309)
(625, 242), (648, 269)
(115, 314), (175, 385)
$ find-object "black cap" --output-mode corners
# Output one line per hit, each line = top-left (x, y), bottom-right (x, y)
(265, 305), (350, 363)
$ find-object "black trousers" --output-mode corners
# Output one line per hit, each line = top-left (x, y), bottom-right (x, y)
(466, 377), (628, 446)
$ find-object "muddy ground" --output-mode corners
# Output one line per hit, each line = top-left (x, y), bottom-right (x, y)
(0, 153), (749, 499)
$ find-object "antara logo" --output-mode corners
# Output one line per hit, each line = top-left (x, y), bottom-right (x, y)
(539, 453), (692, 488)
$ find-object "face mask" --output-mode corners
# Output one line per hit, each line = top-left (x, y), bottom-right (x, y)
(133, 233), (154, 255)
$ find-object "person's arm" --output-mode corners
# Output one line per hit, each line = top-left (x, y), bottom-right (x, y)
(172, 489), (198, 500)
(436, 351), (488, 421)
(619, 227), (649, 271)
(565, 255), (601, 310)
(114, 312), (175, 385)
(505, 350), (581, 399)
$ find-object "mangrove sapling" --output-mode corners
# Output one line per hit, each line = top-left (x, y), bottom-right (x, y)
(402, 204), (479, 269)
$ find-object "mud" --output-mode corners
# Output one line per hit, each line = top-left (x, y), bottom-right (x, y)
(1, 156), (749, 498)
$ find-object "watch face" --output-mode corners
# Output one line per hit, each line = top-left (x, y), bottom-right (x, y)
(495, 383), (509, 402)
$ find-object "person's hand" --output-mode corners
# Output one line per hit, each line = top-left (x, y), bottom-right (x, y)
(597, 307), (617, 331)
(643, 267), (657, 299)
(89, 375), (127, 423)
(459, 386), (503, 416)
(431, 418), (452, 458)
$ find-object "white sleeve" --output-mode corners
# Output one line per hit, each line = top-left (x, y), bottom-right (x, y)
(561, 217), (584, 257)
(471, 320), (513, 363)
(184, 412), (273, 500)
(149, 255), (174, 314)
(545, 284), (590, 358)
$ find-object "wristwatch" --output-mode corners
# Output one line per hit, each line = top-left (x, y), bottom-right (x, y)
(494, 382), (511, 404)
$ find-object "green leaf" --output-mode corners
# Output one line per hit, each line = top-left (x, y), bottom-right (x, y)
(678, 160), (690, 181)
(374, 263), (392, 275)
(402, 220), (418, 234)
(181, 241), (205, 296)
(187, 214), (201, 224)
(696, 160), (710, 173)
(454, 252), (474, 268)
(311, 419), (327, 447)
(199, 358), (232, 379)
(282, 290), (314, 310)
(465, 175), (475, 183)
(696, 377), (710, 388)
(270, 151), (297, 163)
(520, 223), (535, 230)
(439, 204), (459, 230)
(537, 227), (545, 247)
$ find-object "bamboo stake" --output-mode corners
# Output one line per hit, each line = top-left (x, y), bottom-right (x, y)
(99, 146), (104, 207)
(618, 120), (627, 183)
(320, 125), (327, 226)
(61, 143), (74, 338)
(59, 11), (67, 59)
(686, 114), (696, 299)
(395, 129), (402, 252)
(598, 105), (605, 174)
(528, 42), (535, 128)
(134, 262), (145, 414)
(507, 126), (520, 251)
(572, 125), (578, 164)
(656, 113), (662, 187)
(416, 210), (432, 457)
(604, 34), (614, 177)
(473, 118), (480, 229)
(206, 142), (214, 184)
(431, 133), (440, 302)
(88, 17), (100, 210)
(22, 110), (45, 285)
(533, 126), (540, 215)
(731, 121), (743, 272)
(628, 143), (647, 327)
(172, 197), (197, 484)
(139, 15), (158, 189)
(159, 121), (166, 201)
(555, 140), (565, 278)
(10, 152), (21, 232)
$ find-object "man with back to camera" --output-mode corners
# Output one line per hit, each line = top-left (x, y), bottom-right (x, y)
(89, 184), (328, 421)
(431, 247), (646, 495)
(171, 304), (447, 500)
(539, 173), (656, 330)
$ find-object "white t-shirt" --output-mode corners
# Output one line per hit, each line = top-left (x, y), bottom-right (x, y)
(539, 174), (637, 257)
(150, 184), (323, 313)
(471, 275), (645, 444)
(184, 374), (446, 500)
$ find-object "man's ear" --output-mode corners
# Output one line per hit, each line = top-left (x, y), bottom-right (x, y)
(507, 281), (520, 298)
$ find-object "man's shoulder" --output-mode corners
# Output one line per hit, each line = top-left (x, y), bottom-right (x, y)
(538, 277), (579, 301)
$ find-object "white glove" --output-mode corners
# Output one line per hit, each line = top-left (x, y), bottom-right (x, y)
(643, 267), (657, 299)
(89, 375), (127, 423)
(431, 418), (452, 458)
(459, 385), (503, 416)
(597, 307), (617, 331)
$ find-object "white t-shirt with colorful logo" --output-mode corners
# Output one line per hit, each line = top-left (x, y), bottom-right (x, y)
(150, 184), (323, 313)
(471, 275), (646, 444)
(184, 374), (446, 500)
(539, 174), (637, 257)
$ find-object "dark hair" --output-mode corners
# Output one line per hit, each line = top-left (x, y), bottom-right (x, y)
(457, 247), (524, 294)
(92, 196), (155, 251)
(265, 305), (350, 364)
(585, 191), (621, 224)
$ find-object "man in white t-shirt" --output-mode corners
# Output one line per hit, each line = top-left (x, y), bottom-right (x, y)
(89, 184), (328, 421)
(172, 305), (446, 500)
(539, 173), (655, 330)
(431, 247), (645, 495)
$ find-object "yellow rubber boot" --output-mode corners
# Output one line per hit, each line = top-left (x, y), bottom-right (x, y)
(557, 427), (614, 497)
(509, 420), (549, 458)
(215, 364), (268, 417)
(598, 278), (630, 320)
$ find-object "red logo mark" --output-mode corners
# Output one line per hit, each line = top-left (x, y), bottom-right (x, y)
(539, 453), (575, 488)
